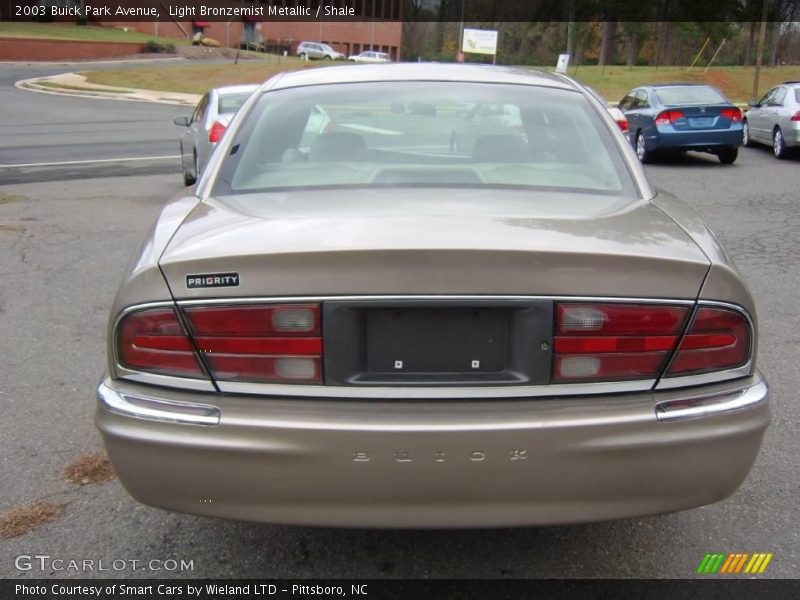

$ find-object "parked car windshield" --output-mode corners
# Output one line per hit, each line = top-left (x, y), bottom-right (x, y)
(218, 92), (254, 114)
(214, 82), (636, 197)
(654, 85), (727, 106)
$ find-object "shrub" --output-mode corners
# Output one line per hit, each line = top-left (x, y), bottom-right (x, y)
(143, 40), (163, 53)
(143, 41), (177, 54)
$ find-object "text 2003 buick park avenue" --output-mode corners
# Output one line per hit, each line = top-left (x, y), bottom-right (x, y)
(96, 64), (770, 527)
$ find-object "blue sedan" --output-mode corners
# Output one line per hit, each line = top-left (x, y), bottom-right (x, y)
(618, 84), (743, 164)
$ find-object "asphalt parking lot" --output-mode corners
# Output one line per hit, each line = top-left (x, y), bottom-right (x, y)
(0, 63), (798, 579)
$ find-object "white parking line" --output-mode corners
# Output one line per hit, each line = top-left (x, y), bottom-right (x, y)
(0, 155), (181, 168)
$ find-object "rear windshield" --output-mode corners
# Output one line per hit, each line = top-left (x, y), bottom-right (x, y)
(654, 86), (727, 106)
(213, 82), (636, 197)
(795, 88), (800, 103)
(218, 92), (253, 115)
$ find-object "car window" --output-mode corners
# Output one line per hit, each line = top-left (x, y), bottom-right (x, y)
(297, 106), (331, 150)
(770, 88), (787, 106)
(758, 88), (776, 105)
(218, 91), (254, 115)
(192, 94), (208, 124)
(633, 90), (649, 109)
(795, 88), (800, 103)
(214, 82), (637, 198)
(654, 86), (727, 105)
(618, 94), (634, 111)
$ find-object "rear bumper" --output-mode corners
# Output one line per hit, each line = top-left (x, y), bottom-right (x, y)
(96, 374), (770, 528)
(785, 124), (800, 147)
(649, 127), (743, 151)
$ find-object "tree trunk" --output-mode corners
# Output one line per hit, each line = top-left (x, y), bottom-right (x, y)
(663, 24), (674, 65)
(574, 25), (584, 66)
(566, 0), (575, 57)
(599, 21), (616, 66)
(769, 20), (780, 66)
(745, 22), (755, 66)
(655, 21), (667, 66)
(626, 32), (637, 68)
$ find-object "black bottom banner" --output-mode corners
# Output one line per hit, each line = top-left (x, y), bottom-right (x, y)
(3, 579), (800, 600)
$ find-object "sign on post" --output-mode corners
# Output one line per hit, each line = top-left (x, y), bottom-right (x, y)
(556, 53), (570, 74)
(462, 28), (498, 56)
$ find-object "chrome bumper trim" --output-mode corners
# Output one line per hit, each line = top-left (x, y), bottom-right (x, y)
(655, 378), (768, 422)
(97, 381), (220, 426)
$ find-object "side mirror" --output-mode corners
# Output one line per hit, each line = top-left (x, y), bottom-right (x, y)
(746, 100), (759, 108)
(174, 116), (190, 127)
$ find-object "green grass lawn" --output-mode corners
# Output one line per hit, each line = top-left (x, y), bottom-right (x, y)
(565, 65), (800, 103)
(0, 22), (189, 45)
(84, 60), (800, 103)
(84, 59), (322, 95)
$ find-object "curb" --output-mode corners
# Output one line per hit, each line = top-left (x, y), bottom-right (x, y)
(15, 74), (200, 107)
(0, 57), (186, 66)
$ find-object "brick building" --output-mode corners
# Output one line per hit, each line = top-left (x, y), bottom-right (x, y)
(109, 1), (403, 60)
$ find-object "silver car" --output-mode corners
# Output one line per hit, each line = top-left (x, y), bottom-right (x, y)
(98, 64), (769, 528)
(296, 41), (345, 61)
(174, 84), (259, 186)
(744, 81), (800, 158)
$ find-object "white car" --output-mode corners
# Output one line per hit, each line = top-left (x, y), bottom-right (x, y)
(348, 51), (391, 63)
(584, 85), (629, 139)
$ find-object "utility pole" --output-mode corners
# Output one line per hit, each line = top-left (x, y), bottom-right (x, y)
(752, 0), (770, 101)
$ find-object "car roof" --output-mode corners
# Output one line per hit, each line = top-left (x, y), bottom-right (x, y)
(266, 63), (576, 91)
(215, 84), (260, 95)
(647, 83), (717, 88)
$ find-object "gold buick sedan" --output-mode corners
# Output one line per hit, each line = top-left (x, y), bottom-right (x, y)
(96, 64), (770, 528)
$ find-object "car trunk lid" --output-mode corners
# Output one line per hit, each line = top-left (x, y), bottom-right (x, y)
(159, 188), (710, 301)
(662, 104), (740, 130)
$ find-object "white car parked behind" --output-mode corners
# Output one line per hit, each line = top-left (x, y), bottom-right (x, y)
(348, 51), (391, 63)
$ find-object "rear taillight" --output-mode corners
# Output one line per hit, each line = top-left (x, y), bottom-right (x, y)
(655, 110), (685, 126)
(720, 107), (742, 122)
(790, 111), (800, 122)
(116, 308), (206, 378)
(616, 118), (629, 132)
(208, 121), (226, 143)
(182, 304), (322, 383)
(553, 303), (689, 382)
(665, 307), (750, 376)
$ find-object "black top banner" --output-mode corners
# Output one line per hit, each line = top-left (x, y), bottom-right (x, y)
(1, 0), (797, 23)
(4, 579), (800, 600)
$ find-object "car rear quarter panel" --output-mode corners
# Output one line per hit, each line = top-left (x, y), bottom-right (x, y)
(106, 193), (200, 376)
(651, 190), (757, 343)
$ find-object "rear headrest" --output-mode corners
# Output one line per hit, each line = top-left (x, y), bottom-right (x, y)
(472, 135), (530, 163)
(309, 132), (367, 162)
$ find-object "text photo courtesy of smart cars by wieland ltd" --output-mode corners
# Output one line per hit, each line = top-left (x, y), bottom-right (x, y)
(2, 2), (799, 593)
